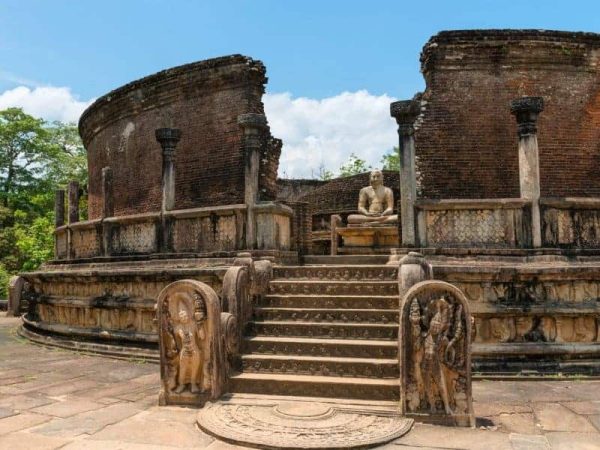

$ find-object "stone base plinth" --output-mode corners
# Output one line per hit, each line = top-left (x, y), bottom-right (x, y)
(338, 226), (399, 250)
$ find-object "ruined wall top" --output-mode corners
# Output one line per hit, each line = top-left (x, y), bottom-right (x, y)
(80, 55), (280, 219)
(414, 29), (600, 199)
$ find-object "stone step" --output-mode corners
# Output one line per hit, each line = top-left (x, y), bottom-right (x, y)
(268, 280), (398, 296)
(303, 255), (392, 265)
(261, 294), (398, 309)
(248, 321), (398, 340)
(273, 265), (397, 281)
(240, 354), (399, 379)
(243, 336), (398, 359)
(229, 372), (399, 401)
(254, 307), (398, 324)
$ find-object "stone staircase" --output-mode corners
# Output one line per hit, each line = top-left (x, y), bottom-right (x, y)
(229, 265), (401, 400)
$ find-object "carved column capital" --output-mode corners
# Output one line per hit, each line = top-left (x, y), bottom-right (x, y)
(155, 128), (181, 162)
(238, 113), (267, 132)
(510, 97), (544, 137)
(390, 100), (420, 136)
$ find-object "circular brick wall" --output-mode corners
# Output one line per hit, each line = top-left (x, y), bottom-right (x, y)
(415, 30), (600, 199)
(80, 55), (280, 219)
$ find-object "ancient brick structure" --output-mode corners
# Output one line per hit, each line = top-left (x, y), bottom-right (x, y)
(276, 179), (328, 202)
(13, 32), (600, 437)
(80, 55), (281, 218)
(415, 30), (600, 199)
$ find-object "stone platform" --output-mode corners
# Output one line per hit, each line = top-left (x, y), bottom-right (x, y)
(2, 313), (600, 449)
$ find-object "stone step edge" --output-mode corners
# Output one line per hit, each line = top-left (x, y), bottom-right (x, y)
(270, 280), (397, 284)
(255, 307), (398, 313)
(241, 354), (398, 364)
(264, 294), (398, 299)
(243, 336), (398, 346)
(250, 320), (398, 328)
(229, 372), (400, 386)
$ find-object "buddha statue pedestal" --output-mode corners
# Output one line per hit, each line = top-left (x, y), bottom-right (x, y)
(337, 225), (399, 253)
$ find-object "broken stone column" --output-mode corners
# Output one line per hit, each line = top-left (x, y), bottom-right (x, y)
(155, 128), (181, 213)
(391, 99), (420, 247)
(238, 114), (267, 249)
(67, 181), (80, 224)
(54, 189), (65, 228)
(511, 97), (544, 248)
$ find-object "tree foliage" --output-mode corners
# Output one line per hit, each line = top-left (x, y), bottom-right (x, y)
(338, 153), (372, 178)
(380, 147), (400, 171)
(0, 108), (86, 296)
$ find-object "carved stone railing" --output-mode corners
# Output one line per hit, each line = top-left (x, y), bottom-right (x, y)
(157, 255), (273, 407)
(415, 199), (531, 248)
(541, 198), (600, 248)
(54, 202), (293, 260)
(222, 254), (272, 368)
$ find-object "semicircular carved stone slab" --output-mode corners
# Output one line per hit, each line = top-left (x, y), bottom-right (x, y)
(197, 400), (413, 449)
(399, 280), (475, 427)
(156, 279), (225, 407)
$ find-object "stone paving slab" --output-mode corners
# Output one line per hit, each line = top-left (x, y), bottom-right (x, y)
(2, 314), (600, 449)
(0, 431), (71, 449)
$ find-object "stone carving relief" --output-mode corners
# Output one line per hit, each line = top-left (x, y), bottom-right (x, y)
(157, 280), (225, 406)
(400, 280), (474, 427)
(425, 209), (513, 247)
(475, 315), (599, 343)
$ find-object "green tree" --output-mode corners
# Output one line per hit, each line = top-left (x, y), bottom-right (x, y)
(338, 153), (371, 177)
(317, 164), (334, 181)
(380, 147), (400, 171)
(0, 107), (86, 283)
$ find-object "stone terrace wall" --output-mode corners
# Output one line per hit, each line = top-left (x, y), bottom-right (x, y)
(416, 30), (600, 199)
(80, 55), (280, 219)
(299, 171), (400, 217)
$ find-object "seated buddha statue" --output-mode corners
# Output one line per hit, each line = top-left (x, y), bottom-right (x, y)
(347, 170), (398, 225)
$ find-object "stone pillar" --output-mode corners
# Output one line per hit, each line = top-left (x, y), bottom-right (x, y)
(155, 128), (181, 213)
(238, 114), (267, 249)
(511, 97), (544, 248)
(101, 167), (113, 256)
(54, 189), (65, 228)
(156, 128), (181, 254)
(68, 181), (80, 224)
(390, 99), (420, 247)
(102, 167), (114, 218)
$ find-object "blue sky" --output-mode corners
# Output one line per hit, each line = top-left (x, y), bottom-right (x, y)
(1, 0), (599, 177)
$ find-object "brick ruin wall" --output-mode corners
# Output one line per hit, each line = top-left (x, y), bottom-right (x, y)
(415, 30), (600, 199)
(276, 179), (329, 202)
(80, 55), (280, 219)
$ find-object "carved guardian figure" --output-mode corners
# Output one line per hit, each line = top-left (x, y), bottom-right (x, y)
(399, 281), (474, 427)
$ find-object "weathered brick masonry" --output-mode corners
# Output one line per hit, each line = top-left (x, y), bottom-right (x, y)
(416, 30), (600, 199)
(80, 55), (280, 219)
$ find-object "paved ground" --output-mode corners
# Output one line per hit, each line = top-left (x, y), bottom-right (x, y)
(1, 313), (599, 450)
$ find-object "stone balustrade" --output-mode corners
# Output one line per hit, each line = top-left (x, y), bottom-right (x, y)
(53, 202), (293, 260)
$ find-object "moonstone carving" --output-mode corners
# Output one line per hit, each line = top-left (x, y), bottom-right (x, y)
(399, 280), (475, 427)
(157, 279), (225, 406)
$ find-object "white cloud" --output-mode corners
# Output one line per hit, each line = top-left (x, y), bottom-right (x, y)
(0, 85), (93, 123)
(264, 90), (398, 179)
(0, 84), (398, 179)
